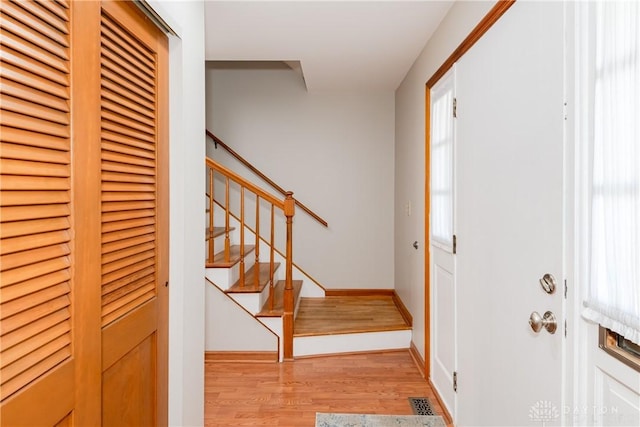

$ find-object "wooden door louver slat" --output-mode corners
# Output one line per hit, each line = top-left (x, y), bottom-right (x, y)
(1, 143), (69, 164)
(0, 216), (70, 239)
(100, 10), (158, 328)
(102, 248), (155, 275)
(101, 120), (156, 144)
(100, 51), (154, 95)
(101, 60), (154, 103)
(0, 59), (68, 97)
(101, 99), (156, 128)
(0, 158), (70, 177)
(0, 1), (69, 47)
(0, 308), (70, 351)
(0, 230), (70, 257)
(102, 233), (155, 255)
(1, 126), (68, 151)
(0, 0), (72, 403)
(100, 33), (154, 82)
(102, 159), (155, 177)
(1, 319), (69, 367)
(0, 271), (70, 304)
(0, 31), (68, 74)
(102, 241), (155, 266)
(0, 0), (68, 35)
(102, 139), (155, 160)
(0, 9), (69, 58)
(1, 78), (69, 111)
(37, 0), (69, 22)
(1, 282), (70, 320)
(1, 244), (70, 272)
(100, 18), (154, 65)
(101, 71), (155, 108)
(1, 94), (69, 125)
(1, 257), (70, 290)
(0, 45), (68, 87)
(0, 109), (69, 138)
(102, 171), (156, 184)
(102, 216), (155, 233)
(102, 110), (155, 136)
(102, 87), (155, 120)
(0, 190), (70, 207)
(0, 205), (70, 224)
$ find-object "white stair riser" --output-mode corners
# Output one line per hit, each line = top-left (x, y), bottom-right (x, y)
(228, 283), (271, 315)
(293, 330), (412, 358)
(205, 255), (255, 290)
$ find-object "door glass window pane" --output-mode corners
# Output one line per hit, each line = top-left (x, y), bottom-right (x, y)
(430, 68), (455, 249)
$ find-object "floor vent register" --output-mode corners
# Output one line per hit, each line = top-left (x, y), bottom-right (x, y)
(408, 397), (437, 416)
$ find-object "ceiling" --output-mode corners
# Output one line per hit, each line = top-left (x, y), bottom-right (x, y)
(204, 1), (454, 91)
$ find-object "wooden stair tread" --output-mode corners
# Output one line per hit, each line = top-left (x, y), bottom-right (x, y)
(226, 262), (281, 293)
(206, 245), (255, 268)
(256, 280), (303, 317)
(205, 226), (234, 240)
(293, 296), (411, 337)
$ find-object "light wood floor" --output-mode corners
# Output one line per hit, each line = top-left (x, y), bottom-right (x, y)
(204, 350), (445, 426)
(294, 296), (411, 336)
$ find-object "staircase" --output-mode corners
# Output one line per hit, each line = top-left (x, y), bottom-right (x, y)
(204, 143), (412, 362)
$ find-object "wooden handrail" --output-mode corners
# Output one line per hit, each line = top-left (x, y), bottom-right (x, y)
(206, 130), (329, 228)
(206, 158), (284, 209)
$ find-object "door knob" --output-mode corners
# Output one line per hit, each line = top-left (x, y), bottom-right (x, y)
(413, 241), (419, 250)
(529, 311), (557, 334)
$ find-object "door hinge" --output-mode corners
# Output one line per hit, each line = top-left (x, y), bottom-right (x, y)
(453, 371), (458, 392)
(564, 319), (567, 337)
(564, 280), (567, 299)
(452, 234), (457, 254)
(453, 97), (457, 118)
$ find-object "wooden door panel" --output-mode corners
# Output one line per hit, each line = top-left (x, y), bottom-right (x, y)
(102, 334), (155, 426)
(99, 1), (168, 425)
(102, 299), (157, 371)
(0, 1), (75, 424)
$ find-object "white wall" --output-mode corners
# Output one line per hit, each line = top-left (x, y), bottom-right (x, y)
(205, 284), (278, 352)
(206, 63), (395, 289)
(394, 1), (494, 360)
(147, 1), (206, 426)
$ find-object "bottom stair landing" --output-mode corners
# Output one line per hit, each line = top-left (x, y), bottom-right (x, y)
(293, 295), (412, 357)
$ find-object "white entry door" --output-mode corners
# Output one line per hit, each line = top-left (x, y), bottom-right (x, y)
(429, 67), (457, 420)
(454, 2), (565, 425)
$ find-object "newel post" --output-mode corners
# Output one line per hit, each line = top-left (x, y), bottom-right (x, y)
(283, 191), (295, 361)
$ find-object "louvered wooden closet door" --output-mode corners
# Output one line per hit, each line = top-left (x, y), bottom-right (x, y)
(0, 0), (76, 424)
(99, 1), (168, 425)
(1, 0), (168, 425)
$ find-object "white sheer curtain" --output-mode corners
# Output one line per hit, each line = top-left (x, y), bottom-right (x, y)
(582, 0), (640, 345)
(430, 68), (455, 249)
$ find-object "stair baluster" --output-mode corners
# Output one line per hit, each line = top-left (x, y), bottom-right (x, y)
(239, 187), (245, 287)
(255, 195), (260, 287)
(224, 177), (230, 262)
(269, 204), (275, 311)
(208, 168), (214, 264)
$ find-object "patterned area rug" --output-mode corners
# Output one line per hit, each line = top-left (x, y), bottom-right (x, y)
(315, 413), (446, 427)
